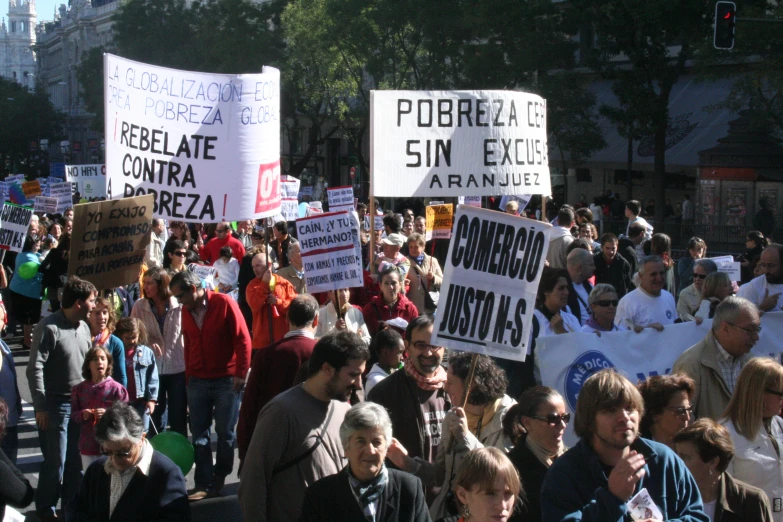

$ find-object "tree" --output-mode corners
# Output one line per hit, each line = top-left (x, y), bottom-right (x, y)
(571, 0), (713, 222)
(0, 77), (65, 176)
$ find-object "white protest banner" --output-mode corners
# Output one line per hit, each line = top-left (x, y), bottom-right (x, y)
(425, 204), (453, 241)
(56, 196), (73, 214)
(432, 205), (551, 361)
(371, 90), (551, 197)
(5, 175), (25, 183)
(280, 175), (301, 222)
(711, 255), (741, 282)
(499, 194), (532, 212)
(49, 183), (73, 198)
(0, 203), (33, 252)
(296, 211), (363, 294)
(187, 263), (218, 289)
(65, 164), (105, 191)
(458, 196), (482, 207)
(327, 186), (354, 213)
(105, 54), (281, 222)
(34, 196), (59, 214)
(68, 195), (154, 289)
(306, 201), (323, 217)
(536, 314), (783, 446)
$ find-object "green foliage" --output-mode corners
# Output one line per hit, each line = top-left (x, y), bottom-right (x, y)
(0, 77), (65, 176)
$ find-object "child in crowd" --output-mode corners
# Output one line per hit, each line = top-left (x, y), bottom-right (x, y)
(214, 245), (240, 293)
(114, 317), (159, 432)
(70, 346), (129, 469)
(365, 327), (405, 394)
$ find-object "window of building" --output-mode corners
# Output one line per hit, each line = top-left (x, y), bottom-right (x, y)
(10, 21), (16, 33)
(613, 170), (645, 186)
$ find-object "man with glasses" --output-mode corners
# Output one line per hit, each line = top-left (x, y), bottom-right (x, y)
(738, 243), (783, 312)
(67, 402), (189, 521)
(615, 255), (678, 331)
(169, 270), (251, 501)
(367, 315), (451, 471)
(198, 221), (246, 265)
(674, 296), (761, 420)
(542, 369), (707, 522)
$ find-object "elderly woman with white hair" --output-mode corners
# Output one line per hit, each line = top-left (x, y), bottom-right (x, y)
(66, 402), (190, 522)
(300, 402), (430, 522)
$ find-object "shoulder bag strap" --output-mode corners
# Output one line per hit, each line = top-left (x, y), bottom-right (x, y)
(272, 402), (336, 476)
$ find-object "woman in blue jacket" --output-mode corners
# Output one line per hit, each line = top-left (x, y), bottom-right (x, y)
(9, 235), (42, 350)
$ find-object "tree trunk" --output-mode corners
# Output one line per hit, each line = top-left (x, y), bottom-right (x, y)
(626, 133), (633, 201)
(654, 117), (667, 226)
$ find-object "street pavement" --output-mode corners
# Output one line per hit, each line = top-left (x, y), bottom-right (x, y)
(8, 331), (244, 521)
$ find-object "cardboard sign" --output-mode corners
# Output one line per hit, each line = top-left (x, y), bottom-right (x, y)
(104, 54), (281, 222)
(0, 203), (33, 252)
(371, 90), (551, 197)
(280, 175), (301, 222)
(296, 211), (363, 293)
(34, 196), (59, 214)
(327, 185), (354, 213)
(68, 195), (154, 289)
(432, 205), (552, 361)
(425, 204), (454, 241)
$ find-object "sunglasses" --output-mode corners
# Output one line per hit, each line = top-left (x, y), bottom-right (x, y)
(667, 406), (694, 417)
(692, 273), (707, 280)
(172, 251), (187, 257)
(100, 447), (134, 459)
(530, 413), (571, 426)
(594, 300), (618, 307)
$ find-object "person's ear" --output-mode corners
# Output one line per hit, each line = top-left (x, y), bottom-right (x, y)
(321, 362), (335, 378)
(455, 485), (470, 506)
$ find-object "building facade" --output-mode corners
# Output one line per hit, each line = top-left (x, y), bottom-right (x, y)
(0, 0), (37, 89)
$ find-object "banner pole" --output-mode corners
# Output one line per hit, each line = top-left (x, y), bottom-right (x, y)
(460, 353), (480, 409)
(265, 225), (275, 343)
(333, 290), (343, 321)
(369, 90), (377, 278)
(542, 196), (548, 222)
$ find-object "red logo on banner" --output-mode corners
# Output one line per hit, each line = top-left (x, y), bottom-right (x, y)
(255, 159), (281, 214)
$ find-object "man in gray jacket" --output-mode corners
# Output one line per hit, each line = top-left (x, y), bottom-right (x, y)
(546, 207), (575, 269)
(28, 276), (96, 521)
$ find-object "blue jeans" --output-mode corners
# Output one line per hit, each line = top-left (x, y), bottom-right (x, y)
(188, 377), (239, 490)
(150, 372), (187, 437)
(131, 401), (151, 433)
(1, 425), (18, 465)
(36, 397), (81, 516)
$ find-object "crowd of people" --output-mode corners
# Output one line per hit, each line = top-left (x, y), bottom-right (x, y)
(0, 193), (781, 522)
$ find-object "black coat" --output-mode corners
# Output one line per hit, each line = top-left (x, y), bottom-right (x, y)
(66, 450), (190, 522)
(617, 238), (638, 275)
(299, 467), (431, 522)
(0, 448), (33, 520)
(593, 252), (635, 298)
(507, 436), (549, 522)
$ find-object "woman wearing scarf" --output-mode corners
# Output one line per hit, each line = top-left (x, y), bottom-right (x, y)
(300, 402), (430, 522)
(580, 284), (629, 334)
(503, 386), (568, 522)
(388, 353), (515, 520)
(405, 233), (443, 315)
(88, 297), (128, 387)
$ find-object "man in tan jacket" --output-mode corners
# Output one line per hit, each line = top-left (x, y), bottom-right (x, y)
(672, 296), (760, 420)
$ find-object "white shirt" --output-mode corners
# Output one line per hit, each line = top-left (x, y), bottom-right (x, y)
(580, 322), (628, 334)
(702, 499), (716, 521)
(682, 199), (694, 220)
(315, 304), (371, 346)
(626, 216), (654, 240)
(365, 363), (396, 394)
(615, 287), (678, 329)
(572, 284), (591, 326)
(213, 257), (240, 290)
(737, 274), (783, 311)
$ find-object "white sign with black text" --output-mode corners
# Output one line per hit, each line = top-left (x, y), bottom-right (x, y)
(296, 211), (363, 294)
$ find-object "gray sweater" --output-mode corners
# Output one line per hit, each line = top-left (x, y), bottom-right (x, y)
(27, 310), (92, 411)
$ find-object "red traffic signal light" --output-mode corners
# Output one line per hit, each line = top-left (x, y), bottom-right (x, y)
(714, 1), (737, 50)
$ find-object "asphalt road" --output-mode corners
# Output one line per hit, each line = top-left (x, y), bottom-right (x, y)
(8, 330), (244, 521)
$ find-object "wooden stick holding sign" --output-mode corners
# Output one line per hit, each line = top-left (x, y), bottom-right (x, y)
(334, 290), (343, 322)
(460, 353), (480, 409)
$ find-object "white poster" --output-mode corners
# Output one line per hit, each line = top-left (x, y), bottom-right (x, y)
(432, 205), (551, 361)
(296, 211), (363, 294)
(104, 54), (281, 222)
(711, 255), (742, 282)
(371, 90), (551, 197)
(65, 164), (105, 197)
(280, 175), (301, 222)
(0, 203), (33, 253)
(458, 196), (482, 207)
(187, 263), (217, 289)
(499, 194), (532, 212)
(536, 314), (783, 446)
(327, 186), (354, 213)
(34, 196), (59, 214)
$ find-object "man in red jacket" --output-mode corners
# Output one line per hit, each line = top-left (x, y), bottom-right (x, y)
(170, 270), (252, 501)
(199, 221), (246, 264)
(236, 294), (319, 464)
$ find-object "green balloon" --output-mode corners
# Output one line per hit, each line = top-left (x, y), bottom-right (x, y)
(18, 261), (39, 280)
(150, 432), (194, 476)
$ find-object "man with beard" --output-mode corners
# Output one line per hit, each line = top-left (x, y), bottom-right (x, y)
(239, 331), (368, 522)
(615, 256), (678, 331)
(737, 243), (783, 312)
(367, 315), (450, 467)
(541, 369), (708, 522)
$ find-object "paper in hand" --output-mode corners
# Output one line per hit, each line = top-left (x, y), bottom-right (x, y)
(628, 488), (663, 521)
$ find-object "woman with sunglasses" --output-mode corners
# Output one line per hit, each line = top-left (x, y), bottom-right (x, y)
(66, 402), (189, 522)
(637, 373), (695, 450)
(678, 258), (718, 323)
(503, 386), (568, 522)
(387, 352), (514, 520)
(721, 357), (783, 521)
(162, 239), (188, 273)
(580, 284), (629, 333)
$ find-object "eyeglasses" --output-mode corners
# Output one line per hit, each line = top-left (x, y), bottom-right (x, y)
(530, 413), (571, 426)
(758, 262), (779, 270)
(411, 341), (444, 352)
(726, 322), (762, 335)
(594, 300), (619, 307)
(666, 406), (694, 417)
(173, 251), (187, 257)
(100, 447), (134, 459)
(692, 273), (707, 280)
(766, 389), (783, 397)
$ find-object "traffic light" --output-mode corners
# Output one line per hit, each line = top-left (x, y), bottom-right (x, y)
(714, 1), (737, 50)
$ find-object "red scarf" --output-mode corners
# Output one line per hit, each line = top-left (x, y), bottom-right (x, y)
(404, 360), (447, 391)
